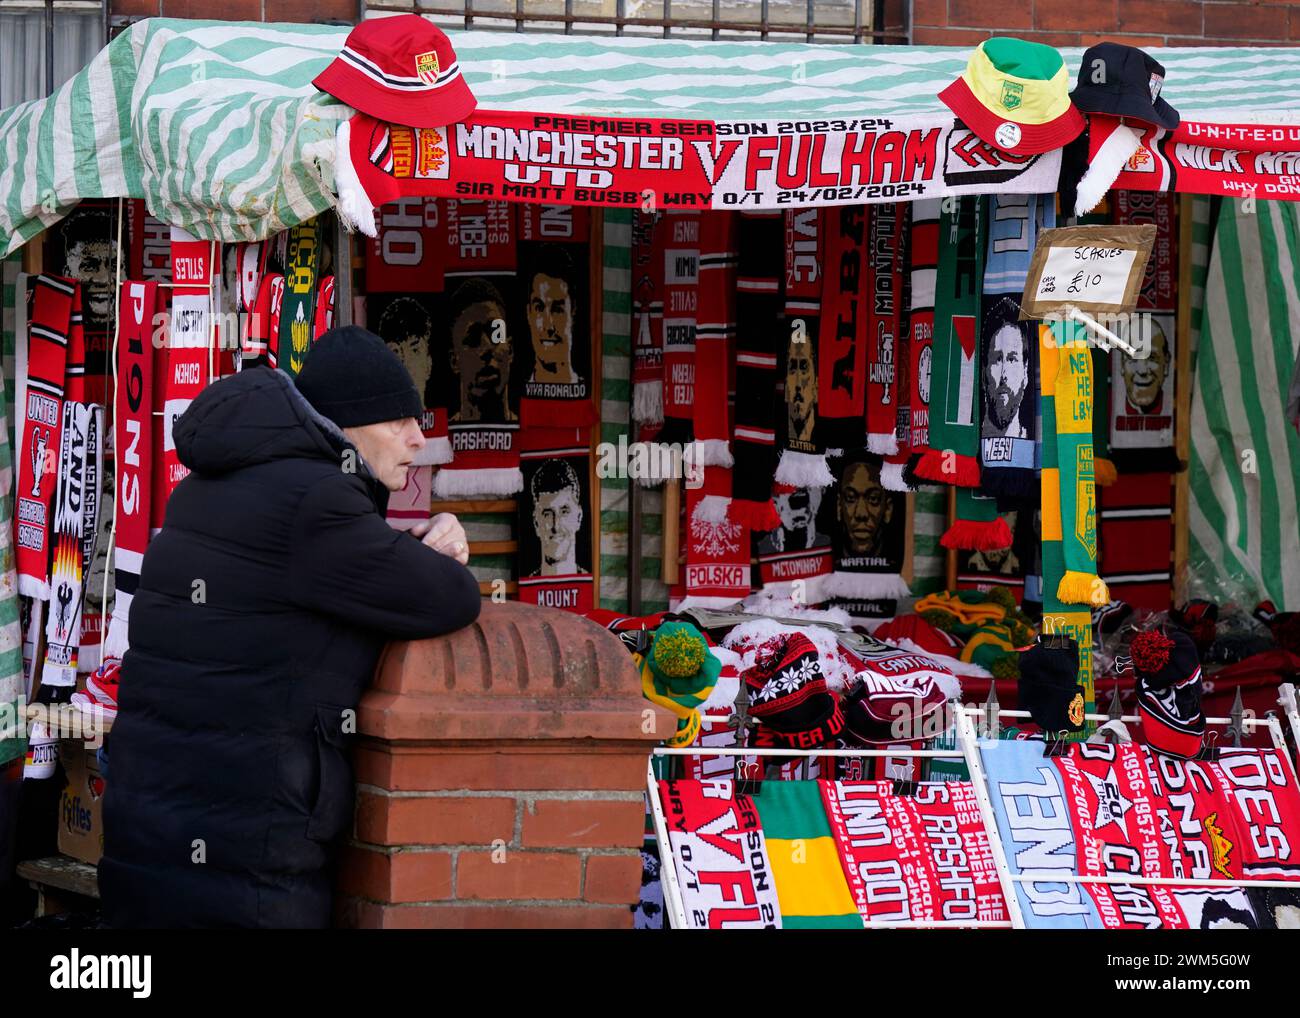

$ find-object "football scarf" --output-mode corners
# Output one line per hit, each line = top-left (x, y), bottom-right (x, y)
(822, 451), (909, 618)
(903, 199), (940, 485)
(313, 275), (335, 338)
(630, 210), (665, 430)
(1097, 472), (1174, 610)
(76, 404), (103, 669)
(104, 281), (158, 661)
(1050, 321), (1108, 607)
(15, 275), (75, 598)
(1091, 344), (1117, 486)
(517, 441), (595, 614)
(1110, 192), (1179, 473)
(776, 207), (831, 489)
(942, 486), (1013, 552)
(683, 481), (752, 608)
(434, 200), (522, 498)
(654, 211), (699, 444)
(730, 213), (782, 531)
(979, 194), (1052, 499)
(245, 272), (283, 370)
(385, 464), (432, 532)
(518, 204), (596, 430)
(1039, 322), (1097, 721)
(163, 232), (213, 502)
(866, 203), (905, 456)
(692, 212), (736, 469)
(815, 205), (869, 454)
(756, 484), (832, 603)
(276, 220), (320, 378)
(41, 400), (91, 687)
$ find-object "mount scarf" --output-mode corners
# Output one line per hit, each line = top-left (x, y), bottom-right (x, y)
(776, 207), (831, 489)
(866, 203), (905, 456)
(517, 431), (595, 614)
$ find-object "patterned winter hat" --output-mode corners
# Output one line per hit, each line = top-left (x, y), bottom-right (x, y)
(743, 633), (844, 749)
(842, 671), (947, 745)
(938, 37), (1085, 156)
(1128, 628), (1204, 759)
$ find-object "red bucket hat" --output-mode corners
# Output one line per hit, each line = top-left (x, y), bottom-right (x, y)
(313, 15), (477, 129)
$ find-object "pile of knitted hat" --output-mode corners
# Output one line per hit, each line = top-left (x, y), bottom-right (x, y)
(915, 587), (1036, 679)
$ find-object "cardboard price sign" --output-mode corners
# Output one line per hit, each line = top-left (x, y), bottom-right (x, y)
(1020, 225), (1156, 319)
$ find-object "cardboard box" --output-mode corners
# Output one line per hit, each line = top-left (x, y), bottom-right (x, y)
(58, 742), (106, 865)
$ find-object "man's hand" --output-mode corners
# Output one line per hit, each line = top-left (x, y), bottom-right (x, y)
(410, 513), (469, 565)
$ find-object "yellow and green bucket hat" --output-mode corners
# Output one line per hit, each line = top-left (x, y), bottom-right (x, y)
(939, 37), (1085, 156)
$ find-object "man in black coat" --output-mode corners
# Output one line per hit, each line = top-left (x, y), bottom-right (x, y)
(99, 327), (482, 928)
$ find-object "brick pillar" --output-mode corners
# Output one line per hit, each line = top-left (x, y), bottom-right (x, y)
(336, 602), (671, 929)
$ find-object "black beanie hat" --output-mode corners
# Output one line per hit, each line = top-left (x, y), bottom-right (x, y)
(1018, 634), (1086, 733)
(294, 326), (424, 427)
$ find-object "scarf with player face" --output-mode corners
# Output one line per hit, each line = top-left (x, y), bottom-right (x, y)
(979, 194), (1052, 500)
(518, 204), (597, 430)
(821, 451), (909, 619)
(730, 213), (782, 531)
(776, 207), (832, 490)
(15, 275), (76, 599)
(756, 482), (832, 605)
(275, 220), (321, 379)
(103, 280), (160, 662)
(433, 200), (523, 498)
(518, 435), (595, 614)
(631, 209), (665, 432)
(815, 205), (869, 455)
(654, 211), (701, 446)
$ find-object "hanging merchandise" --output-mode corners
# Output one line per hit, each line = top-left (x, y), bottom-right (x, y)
(313, 276), (335, 338)
(51, 201), (118, 405)
(979, 193), (1052, 499)
(729, 213), (783, 531)
(683, 481), (752, 608)
(955, 500), (1036, 603)
(654, 211), (700, 444)
(821, 451), (909, 619)
(433, 200), (522, 497)
(15, 276), (75, 599)
(815, 205), (869, 454)
(518, 205), (595, 430)
(865, 202), (905, 457)
(692, 212), (737, 469)
(517, 442), (595, 613)
(126, 200), (172, 284)
(1127, 628), (1205, 759)
(275, 220), (320, 378)
(630, 210), (665, 432)
(245, 272), (284, 370)
(755, 484), (832, 602)
(636, 621), (721, 748)
(1091, 344), (1117, 486)
(775, 207), (831, 489)
(943, 486), (1012, 552)
(903, 198), (940, 485)
(1017, 634), (1085, 733)
(162, 230), (213, 503)
(103, 281), (160, 661)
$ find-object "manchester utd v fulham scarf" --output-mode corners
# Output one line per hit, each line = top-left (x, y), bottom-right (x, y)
(104, 281), (159, 661)
(15, 276), (75, 598)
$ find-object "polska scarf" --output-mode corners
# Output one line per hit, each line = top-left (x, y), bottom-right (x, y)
(776, 207), (832, 489)
(434, 200), (523, 498)
(631, 209), (665, 431)
(517, 438), (595, 614)
(655, 210), (700, 445)
(683, 480), (752, 608)
(979, 194), (1053, 499)
(276, 220), (320, 379)
(815, 205), (868, 454)
(866, 203), (906, 455)
(104, 280), (159, 661)
(518, 204), (597, 430)
(15, 275), (75, 598)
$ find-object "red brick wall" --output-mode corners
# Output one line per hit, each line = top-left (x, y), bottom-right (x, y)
(909, 0), (1297, 47)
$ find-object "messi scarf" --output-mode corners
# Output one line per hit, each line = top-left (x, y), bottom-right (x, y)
(434, 200), (523, 498)
(979, 194), (1053, 500)
(15, 275), (75, 599)
(776, 207), (832, 489)
(104, 281), (159, 661)
(866, 203), (906, 456)
(631, 210), (665, 431)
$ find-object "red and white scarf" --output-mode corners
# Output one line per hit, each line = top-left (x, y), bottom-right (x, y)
(866, 203), (906, 456)
(656, 211), (700, 444)
(162, 232), (213, 502)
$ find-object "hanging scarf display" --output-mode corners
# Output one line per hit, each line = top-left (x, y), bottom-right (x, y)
(682, 480), (752, 608)
(15, 275), (75, 599)
(692, 212), (736, 470)
(955, 501), (1035, 602)
(518, 440), (595, 613)
(943, 487), (1013, 552)
(245, 272), (283, 370)
(1091, 344), (1117, 487)
(630, 209), (664, 432)
(822, 451), (909, 619)
(518, 204), (596, 430)
(53, 201), (116, 405)
(730, 212), (782, 531)
(163, 231), (213, 502)
(653, 211), (700, 445)
(776, 207), (831, 489)
(127, 199), (172, 284)
(104, 280), (159, 661)
(276, 219), (320, 379)
(1110, 192), (1179, 474)
(1040, 322), (1097, 723)
(313, 275), (335, 338)
(1049, 321), (1108, 607)
(815, 205), (868, 454)
(903, 199), (940, 486)
(433, 200), (522, 498)
(756, 483), (832, 603)
(979, 194), (1052, 499)
(866, 202), (905, 455)
(76, 403), (104, 671)
(914, 196), (985, 488)
(42, 400), (91, 688)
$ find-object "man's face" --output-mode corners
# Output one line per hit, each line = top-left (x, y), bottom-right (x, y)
(778, 489), (814, 533)
(343, 418), (426, 492)
(1122, 327), (1170, 410)
(388, 329), (432, 399)
(528, 273), (572, 369)
(786, 337), (816, 439)
(66, 239), (117, 325)
(452, 300), (511, 407)
(986, 324), (1027, 430)
(535, 485), (582, 567)
(839, 461), (892, 556)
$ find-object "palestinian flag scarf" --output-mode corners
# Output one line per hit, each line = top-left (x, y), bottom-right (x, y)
(914, 196), (985, 488)
(866, 203), (905, 455)
(15, 275), (75, 598)
(815, 205), (869, 454)
(979, 194), (1052, 500)
(776, 207), (832, 489)
(104, 281), (159, 661)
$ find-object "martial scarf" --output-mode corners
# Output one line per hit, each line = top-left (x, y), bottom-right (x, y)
(866, 203), (905, 455)
(822, 451), (909, 618)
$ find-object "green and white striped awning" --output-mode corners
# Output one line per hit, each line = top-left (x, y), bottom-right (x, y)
(4, 17), (1300, 256)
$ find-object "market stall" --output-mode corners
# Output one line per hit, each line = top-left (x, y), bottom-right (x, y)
(1, 17), (1298, 929)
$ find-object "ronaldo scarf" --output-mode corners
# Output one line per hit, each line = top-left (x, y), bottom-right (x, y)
(866, 202), (906, 456)
(776, 207), (831, 489)
(104, 281), (159, 661)
(815, 205), (869, 454)
(15, 275), (75, 598)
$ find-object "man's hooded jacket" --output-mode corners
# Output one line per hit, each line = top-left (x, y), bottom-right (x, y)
(99, 367), (481, 928)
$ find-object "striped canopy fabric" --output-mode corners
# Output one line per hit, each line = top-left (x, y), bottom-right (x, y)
(3, 17), (1300, 256)
(1189, 199), (1300, 611)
